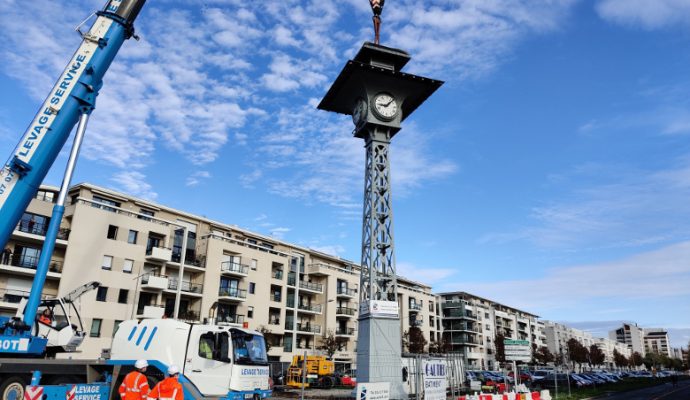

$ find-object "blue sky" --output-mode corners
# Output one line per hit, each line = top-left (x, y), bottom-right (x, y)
(1, 0), (689, 348)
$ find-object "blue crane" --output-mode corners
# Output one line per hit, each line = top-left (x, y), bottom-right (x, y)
(0, 0), (146, 355)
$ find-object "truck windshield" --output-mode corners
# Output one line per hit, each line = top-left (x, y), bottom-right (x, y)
(232, 332), (268, 366)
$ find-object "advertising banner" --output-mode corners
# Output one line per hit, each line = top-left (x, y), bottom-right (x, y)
(422, 359), (448, 400)
(356, 382), (390, 400)
(359, 300), (399, 318)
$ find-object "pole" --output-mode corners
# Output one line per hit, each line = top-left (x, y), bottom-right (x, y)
(23, 113), (89, 326)
(300, 351), (307, 400)
(173, 227), (187, 319)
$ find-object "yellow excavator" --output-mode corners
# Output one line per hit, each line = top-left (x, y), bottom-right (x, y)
(286, 355), (337, 388)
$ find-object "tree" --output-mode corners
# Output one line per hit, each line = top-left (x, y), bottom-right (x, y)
(589, 344), (605, 367)
(318, 330), (345, 359)
(428, 338), (451, 354)
(494, 333), (506, 363)
(630, 352), (644, 368)
(402, 327), (428, 353)
(566, 339), (589, 370)
(613, 349), (628, 369)
(533, 346), (555, 365)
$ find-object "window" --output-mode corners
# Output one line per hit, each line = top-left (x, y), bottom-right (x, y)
(199, 332), (216, 359)
(138, 209), (155, 221)
(107, 225), (118, 240)
(250, 259), (258, 270)
(127, 230), (138, 244)
(101, 255), (113, 270)
(118, 289), (128, 304)
(92, 196), (120, 212)
(90, 318), (102, 337)
(249, 282), (255, 294)
(123, 259), (134, 273)
(96, 287), (108, 302)
(248, 306), (254, 319)
(113, 320), (123, 336)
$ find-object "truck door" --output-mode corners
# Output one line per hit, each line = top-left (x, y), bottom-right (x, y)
(185, 329), (232, 396)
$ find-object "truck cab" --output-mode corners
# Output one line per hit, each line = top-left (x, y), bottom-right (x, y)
(110, 319), (271, 399)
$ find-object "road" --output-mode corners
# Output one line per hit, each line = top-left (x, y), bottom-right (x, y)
(593, 380), (690, 400)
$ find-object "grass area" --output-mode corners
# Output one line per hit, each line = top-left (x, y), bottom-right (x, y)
(549, 377), (687, 400)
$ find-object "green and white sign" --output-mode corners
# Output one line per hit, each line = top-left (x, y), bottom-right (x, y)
(504, 339), (531, 362)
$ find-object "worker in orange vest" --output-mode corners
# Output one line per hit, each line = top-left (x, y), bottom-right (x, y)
(118, 359), (150, 400)
(148, 365), (183, 400)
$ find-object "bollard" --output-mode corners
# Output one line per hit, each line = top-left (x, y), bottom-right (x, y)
(530, 391), (541, 400)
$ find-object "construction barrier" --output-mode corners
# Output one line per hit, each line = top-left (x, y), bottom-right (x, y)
(457, 390), (549, 400)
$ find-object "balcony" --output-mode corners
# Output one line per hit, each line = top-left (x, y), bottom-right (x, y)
(409, 302), (423, 312)
(336, 307), (357, 317)
(140, 273), (168, 291)
(298, 280), (323, 294)
(306, 263), (332, 276)
(268, 316), (281, 326)
(272, 270), (283, 280)
(448, 336), (482, 346)
(297, 303), (322, 314)
(466, 352), (483, 359)
(444, 309), (478, 320)
(0, 254), (62, 278)
(296, 323), (321, 335)
(16, 220), (71, 242)
(220, 261), (249, 277)
(215, 314), (245, 325)
(271, 294), (282, 302)
(0, 288), (33, 310)
(442, 301), (463, 309)
(136, 303), (165, 318)
(167, 279), (203, 295)
(443, 323), (480, 333)
(335, 327), (355, 337)
(409, 318), (423, 327)
(218, 287), (247, 302)
(146, 246), (172, 263)
(285, 321), (294, 331)
(336, 287), (357, 298)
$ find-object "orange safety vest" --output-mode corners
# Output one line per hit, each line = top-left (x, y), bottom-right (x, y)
(118, 371), (150, 400)
(148, 376), (183, 400)
(38, 315), (51, 325)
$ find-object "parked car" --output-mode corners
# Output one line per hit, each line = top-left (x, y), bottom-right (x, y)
(533, 373), (578, 391)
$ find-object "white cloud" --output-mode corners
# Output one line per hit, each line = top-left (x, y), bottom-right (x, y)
(481, 156), (690, 250)
(441, 240), (690, 312)
(110, 171), (158, 200)
(596, 0), (690, 29)
(186, 171), (211, 187)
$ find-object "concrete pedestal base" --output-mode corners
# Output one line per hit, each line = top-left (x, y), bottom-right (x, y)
(356, 316), (405, 399)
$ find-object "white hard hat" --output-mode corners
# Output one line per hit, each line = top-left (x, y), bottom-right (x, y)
(135, 360), (148, 369)
(167, 365), (180, 376)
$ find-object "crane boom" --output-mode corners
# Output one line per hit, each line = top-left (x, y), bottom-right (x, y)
(0, 0), (145, 253)
(0, 0), (146, 356)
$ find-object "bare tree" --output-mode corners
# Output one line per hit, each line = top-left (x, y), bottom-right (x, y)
(318, 330), (345, 359)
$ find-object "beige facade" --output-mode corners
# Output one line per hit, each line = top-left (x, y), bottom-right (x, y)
(1, 183), (443, 367)
(543, 321), (595, 359)
(609, 323), (646, 355)
(437, 292), (544, 370)
(643, 328), (672, 357)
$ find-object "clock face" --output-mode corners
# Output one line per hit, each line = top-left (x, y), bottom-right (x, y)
(372, 92), (398, 121)
(352, 98), (367, 125)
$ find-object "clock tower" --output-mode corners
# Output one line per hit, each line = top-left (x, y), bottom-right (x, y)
(318, 41), (442, 398)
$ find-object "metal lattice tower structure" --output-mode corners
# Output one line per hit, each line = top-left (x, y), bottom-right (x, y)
(318, 42), (442, 398)
(360, 126), (397, 303)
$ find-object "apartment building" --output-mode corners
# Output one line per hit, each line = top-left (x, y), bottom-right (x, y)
(643, 328), (672, 358)
(543, 321), (594, 359)
(609, 323), (645, 354)
(437, 292), (544, 370)
(593, 337), (632, 369)
(0, 183), (443, 366)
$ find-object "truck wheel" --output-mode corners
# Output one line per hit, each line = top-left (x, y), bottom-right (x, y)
(0, 376), (27, 400)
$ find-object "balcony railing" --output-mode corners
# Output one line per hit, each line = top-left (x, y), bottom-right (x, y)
(268, 317), (280, 326)
(296, 323), (321, 334)
(287, 274), (296, 286)
(215, 314), (245, 325)
(335, 327), (355, 336)
(136, 303), (165, 316)
(285, 321), (294, 331)
(409, 302), (423, 311)
(1, 254), (63, 273)
(16, 220), (70, 240)
(272, 270), (283, 280)
(221, 261), (249, 275)
(168, 279), (203, 294)
(336, 307), (357, 316)
(218, 287), (247, 299)
(299, 280), (323, 292)
(271, 294), (282, 302)
(337, 287), (357, 297)
(409, 318), (424, 327)
(297, 303), (322, 313)
(0, 288), (39, 305)
(141, 272), (166, 284)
